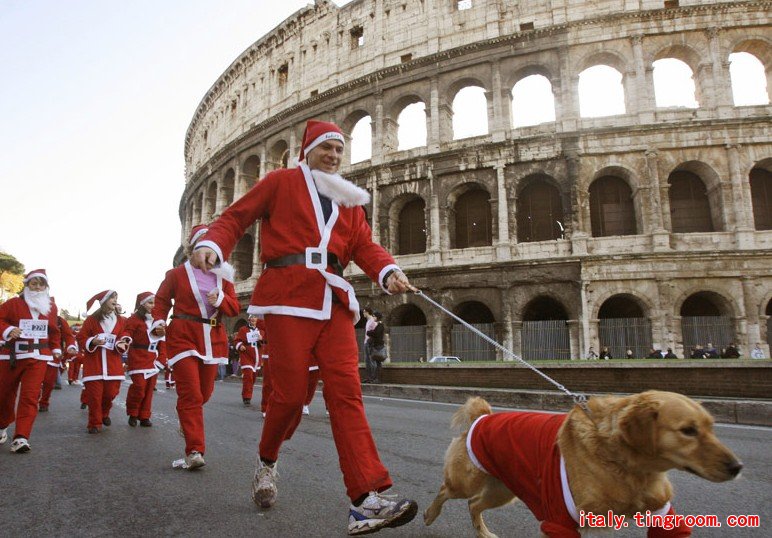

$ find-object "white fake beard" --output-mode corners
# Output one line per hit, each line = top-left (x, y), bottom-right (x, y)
(24, 288), (52, 316)
(310, 169), (371, 207)
(211, 261), (235, 283)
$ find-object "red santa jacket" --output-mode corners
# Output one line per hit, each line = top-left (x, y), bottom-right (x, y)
(0, 295), (61, 362)
(125, 313), (167, 378)
(198, 164), (399, 324)
(47, 316), (77, 368)
(234, 324), (260, 370)
(77, 314), (130, 383)
(467, 412), (691, 538)
(151, 261), (240, 367)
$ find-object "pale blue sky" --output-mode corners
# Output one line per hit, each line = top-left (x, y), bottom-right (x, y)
(0, 0), (350, 315)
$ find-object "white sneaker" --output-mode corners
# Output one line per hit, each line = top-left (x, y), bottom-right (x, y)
(184, 451), (206, 470)
(10, 437), (31, 454)
(347, 491), (418, 535)
(302, 405), (310, 415)
(0, 428), (7, 444)
(251, 460), (278, 508)
(262, 412), (266, 418)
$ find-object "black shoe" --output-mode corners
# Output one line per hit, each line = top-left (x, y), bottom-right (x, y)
(80, 403), (87, 409)
(88, 427), (100, 434)
(128, 416), (138, 427)
(68, 380), (73, 385)
(38, 405), (48, 412)
(102, 417), (111, 426)
(139, 419), (153, 427)
(243, 399), (251, 406)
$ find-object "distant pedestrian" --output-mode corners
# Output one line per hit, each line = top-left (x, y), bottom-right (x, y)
(720, 342), (740, 359)
(366, 311), (386, 383)
(598, 346), (612, 360)
(586, 347), (598, 360)
(235, 315), (261, 406)
(362, 307), (376, 383)
(663, 348), (678, 359)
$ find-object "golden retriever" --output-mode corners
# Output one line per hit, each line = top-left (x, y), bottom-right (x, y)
(424, 391), (742, 537)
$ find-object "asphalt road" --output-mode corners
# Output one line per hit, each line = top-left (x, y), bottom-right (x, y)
(1, 380), (769, 537)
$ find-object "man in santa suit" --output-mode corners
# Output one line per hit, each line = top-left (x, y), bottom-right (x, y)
(234, 314), (261, 406)
(39, 315), (78, 412)
(151, 224), (240, 470)
(192, 120), (418, 535)
(0, 269), (62, 453)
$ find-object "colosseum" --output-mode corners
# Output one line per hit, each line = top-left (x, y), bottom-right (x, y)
(178, 0), (771, 363)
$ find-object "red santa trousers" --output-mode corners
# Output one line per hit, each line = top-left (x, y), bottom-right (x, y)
(173, 356), (218, 455)
(241, 367), (256, 401)
(39, 365), (60, 408)
(83, 380), (121, 429)
(260, 359), (272, 413)
(126, 373), (158, 420)
(0, 359), (47, 439)
(260, 305), (392, 501)
(68, 356), (82, 383)
(305, 367), (321, 406)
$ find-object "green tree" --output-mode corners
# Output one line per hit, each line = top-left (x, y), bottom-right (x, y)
(0, 251), (25, 303)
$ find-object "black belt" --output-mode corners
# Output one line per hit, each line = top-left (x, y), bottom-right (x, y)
(132, 344), (157, 350)
(171, 314), (220, 327)
(265, 253), (344, 277)
(4, 342), (48, 369)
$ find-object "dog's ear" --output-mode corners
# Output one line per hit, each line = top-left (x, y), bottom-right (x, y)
(619, 399), (660, 457)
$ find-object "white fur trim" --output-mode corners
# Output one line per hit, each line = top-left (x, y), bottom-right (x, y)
(211, 262), (235, 283)
(241, 364), (258, 372)
(310, 169), (370, 207)
(378, 264), (401, 294)
(304, 131), (345, 156)
(190, 227), (208, 245)
(24, 272), (48, 284)
(2, 326), (15, 340)
(195, 240), (224, 265)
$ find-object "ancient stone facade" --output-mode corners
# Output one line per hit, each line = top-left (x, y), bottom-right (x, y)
(180, 0), (772, 360)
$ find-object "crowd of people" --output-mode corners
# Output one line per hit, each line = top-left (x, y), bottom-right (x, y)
(0, 119), (418, 536)
(586, 342), (766, 360)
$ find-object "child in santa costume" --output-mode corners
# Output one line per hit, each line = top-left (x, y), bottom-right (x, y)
(0, 269), (62, 452)
(38, 315), (77, 412)
(125, 292), (167, 427)
(77, 290), (131, 433)
(234, 314), (261, 406)
(67, 324), (83, 385)
(192, 120), (418, 535)
(151, 224), (240, 470)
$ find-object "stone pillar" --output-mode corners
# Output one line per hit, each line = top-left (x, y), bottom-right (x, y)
(645, 149), (671, 250)
(557, 46), (579, 131)
(566, 320), (581, 361)
(579, 280), (591, 357)
(741, 277), (760, 352)
(251, 223), (262, 279)
(495, 164), (511, 260)
(632, 35), (655, 121)
(707, 27), (733, 112)
(501, 293), (514, 361)
(489, 60), (508, 141)
(427, 170), (441, 264)
(430, 321), (443, 358)
(656, 278), (675, 351)
(511, 321), (523, 361)
(726, 145), (754, 248)
(370, 171), (380, 244)
(259, 147), (267, 177)
(567, 152), (587, 254)
(428, 77), (441, 152)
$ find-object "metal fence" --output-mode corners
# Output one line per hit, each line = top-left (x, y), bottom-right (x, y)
(522, 319), (571, 360)
(598, 317), (653, 359)
(388, 325), (427, 363)
(451, 322), (496, 361)
(681, 316), (734, 355)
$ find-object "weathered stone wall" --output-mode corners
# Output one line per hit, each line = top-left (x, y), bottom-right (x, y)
(181, 0), (772, 359)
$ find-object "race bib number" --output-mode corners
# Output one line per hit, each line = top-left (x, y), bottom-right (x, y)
(20, 319), (48, 339)
(247, 330), (260, 345)
(100, 333), (117, 350)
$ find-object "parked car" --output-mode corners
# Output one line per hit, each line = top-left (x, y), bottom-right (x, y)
(428, 356), (462, 363)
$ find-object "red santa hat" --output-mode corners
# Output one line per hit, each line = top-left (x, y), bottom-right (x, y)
(189, 224), (209, 245)
(86, 290), (116, 311)
(24, 268), (48, 285)
(298, 120), (345, 162)
(135, 291), (154, 310)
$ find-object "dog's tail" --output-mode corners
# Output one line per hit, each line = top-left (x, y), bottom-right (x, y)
(451, 397), (492, 432)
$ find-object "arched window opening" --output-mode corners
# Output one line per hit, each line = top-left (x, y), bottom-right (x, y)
(516, 180), (564, 242)
(242, 155), (260, 191)
(452, 301), (496, 361)
(231, 234), (254, 281)
(204, 182), (217, 222)
(454, 190), (492, 248)
(668, 171), (713, 233)
(196, 192), (204, 224)
(350, 116), (372, 164)
(452, 86), (488, 139)
(680, 292), (734, 356)
(269, 140), (289, 170)
(578, 65), (626, 118)
(397, 102), (427, 151)
(511, 75), (556, 128)
(388, 304), (427, 363)
(750, 168), (772, 230)
(653, 58), (698, 108)
(522, 297), (570, 360)
(589, 176), (636, 237)
(729, 52), (770, 106)
(766, 299), (772, 348)
(398, 198), (427, 255)
(222, 169), (235, 207)
(598, 295), (651, 360)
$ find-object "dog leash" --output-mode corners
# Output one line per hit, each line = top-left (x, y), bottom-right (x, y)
(412, 289), (591, 415)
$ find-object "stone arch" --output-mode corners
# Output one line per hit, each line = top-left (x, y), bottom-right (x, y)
(204, 181), (217, 222)
(241, 155), (261, 191)
(451, 83), (489, 140)
(341, 108), (373, 136)
(652, 57), (700, 108)
(222, 168), (235, 207)
(387, 93), (429, 122)
(231, 233), (254, 281)
(750, 159), (772, 230)
(516, 174), (565, 242)
(667, 161), (724, 233)
(730, 38), (772, 71)
(449, 300), (496, 361)
(596, 293), (653, 359)
(507, 64), (555, 90)
(678, 290), (738, 356)
(589, 173), (637, 237)
(521, 295), (571, 360)
(447, 76), (490, 98)
(522, 295), (569, 320)
(388, 193), (427, 255)
(342, 110), (374, 165)
(577, 62), (627, 117)
(651, 44), (703, 73)
(448, 183), (492, 249)
(577, 50), (630, 75)
(392, 95), (428, 151)
(268, 139), (289, 170)
(387, 302), (428, 362)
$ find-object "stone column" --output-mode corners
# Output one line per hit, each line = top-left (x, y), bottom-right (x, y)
(501, 292), (514, 361)
(511, 321), (523, 361)
(370, 171), (380, 244)
(707, 27), (733, 112)
(567, 152), (587, 254)
(430, 320), (444, 358)
(632, 35), (655, 121)
(489, 60), (508, 141)
(726, 144), (754, 248)
(259, 147), (267, 177)
(427, 169), (441, 264)
(579, 280), (591, 357)
(557, 46), (579, 132)
(741, 277), (760, 352)
(428, 77), (441, 152)
(566, 320), (581, 361)
(494, 163), (511, 260)
(645, 149), (671, 250)
(251, 223), (262, 279)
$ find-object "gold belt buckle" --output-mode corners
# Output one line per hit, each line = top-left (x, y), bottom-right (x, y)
(209, 318), (218, 327)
